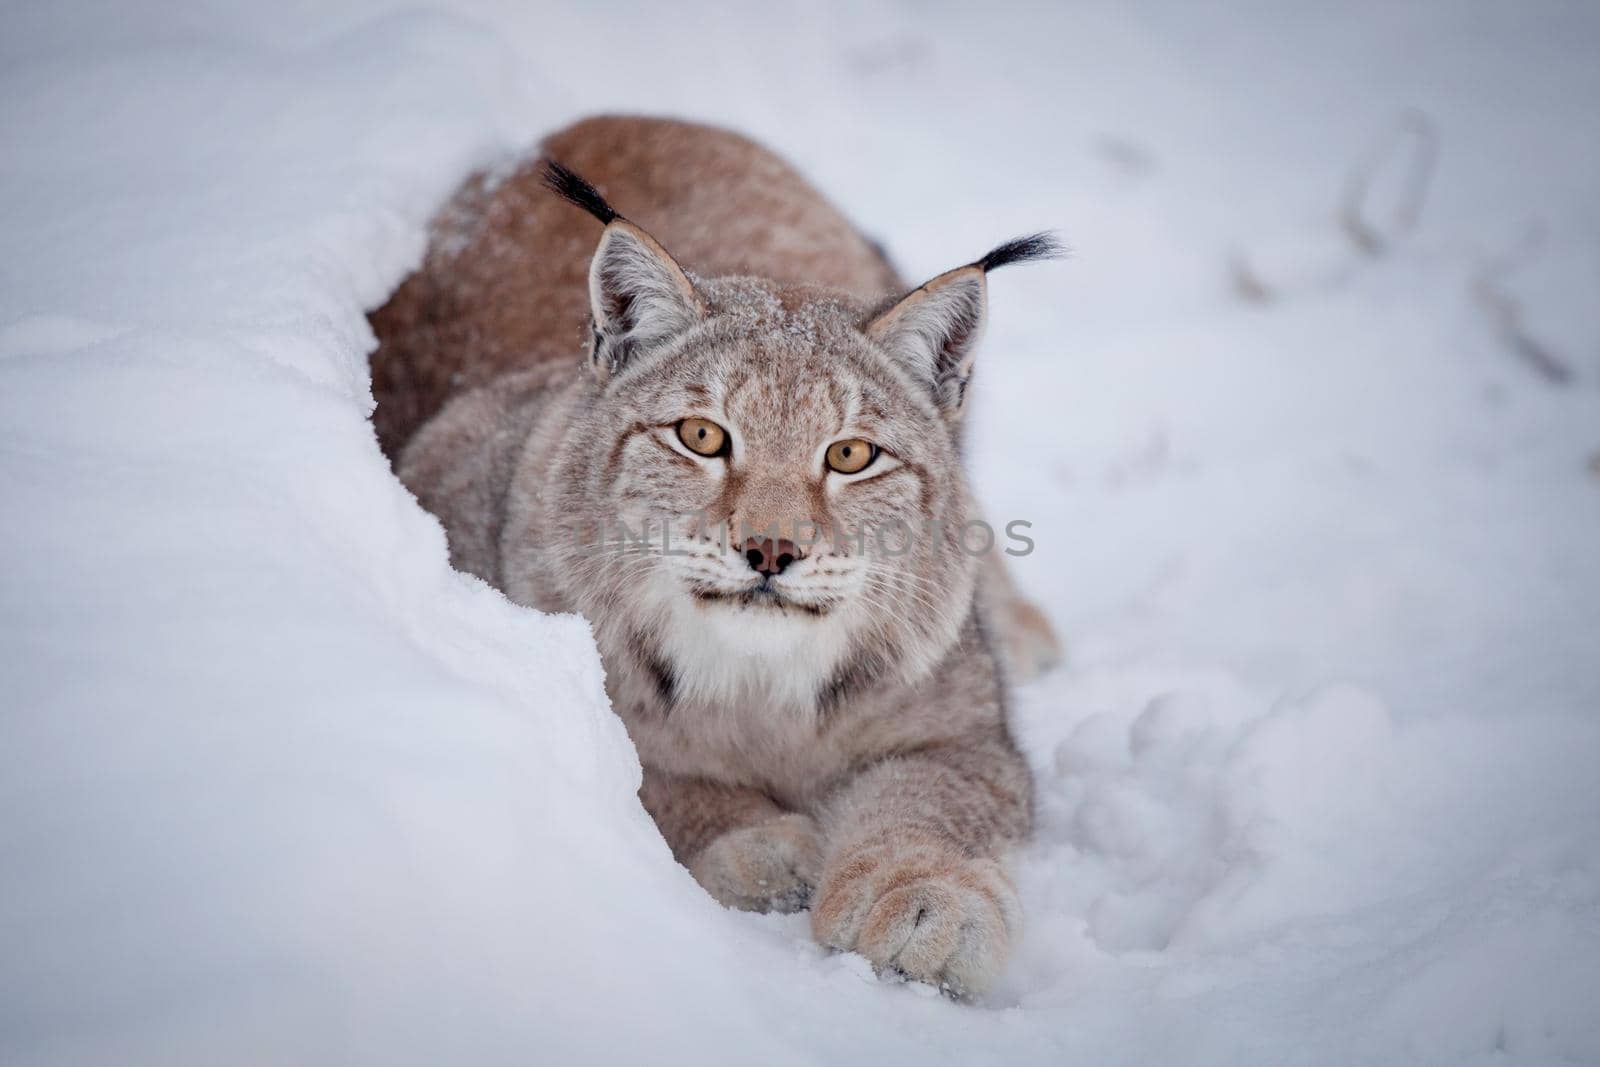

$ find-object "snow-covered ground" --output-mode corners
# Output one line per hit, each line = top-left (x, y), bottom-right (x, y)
(3, 2), (1599, 1063)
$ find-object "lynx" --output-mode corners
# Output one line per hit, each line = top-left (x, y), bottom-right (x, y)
(371, 117), (1062, 996)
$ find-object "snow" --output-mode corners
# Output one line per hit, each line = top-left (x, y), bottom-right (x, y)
(3, 1), (1598, 1064)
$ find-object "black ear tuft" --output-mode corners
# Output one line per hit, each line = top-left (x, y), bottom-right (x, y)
(539, 159), (620, 225)
(974, 232), (1066, 273)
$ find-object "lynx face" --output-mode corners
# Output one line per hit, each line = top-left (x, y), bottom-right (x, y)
(570, 279), (978, 708)
(535, 162), (1059, 711)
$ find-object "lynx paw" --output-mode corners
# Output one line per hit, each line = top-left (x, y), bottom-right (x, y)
(690, 812), (822, 914)
(811, 833), (1020, 997)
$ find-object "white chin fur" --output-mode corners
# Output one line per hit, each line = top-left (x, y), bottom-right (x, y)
(656, 587), (857, 711)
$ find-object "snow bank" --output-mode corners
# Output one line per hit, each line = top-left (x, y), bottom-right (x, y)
(3, 2), (1598, 1064)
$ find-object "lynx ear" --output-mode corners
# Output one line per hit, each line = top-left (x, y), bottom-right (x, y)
(587, 222), (704, 377)
(866, 265), (988, 414)
(540, 159), (704, 378)
(865, 233), (1062, 416)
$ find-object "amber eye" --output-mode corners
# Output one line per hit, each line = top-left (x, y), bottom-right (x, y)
(677, 418), (728, 457)
(825, 438), (878, 475)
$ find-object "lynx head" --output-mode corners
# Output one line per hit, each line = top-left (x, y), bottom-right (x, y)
(539, 161), (1059, 710)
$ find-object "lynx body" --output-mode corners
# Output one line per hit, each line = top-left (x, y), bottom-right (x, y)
(373, 117), (1060, 996)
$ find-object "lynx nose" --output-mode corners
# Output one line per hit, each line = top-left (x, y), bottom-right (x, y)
(743, 537), (801, 577)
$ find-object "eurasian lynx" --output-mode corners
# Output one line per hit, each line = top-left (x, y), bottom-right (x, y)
(372, 117), (1061, 996)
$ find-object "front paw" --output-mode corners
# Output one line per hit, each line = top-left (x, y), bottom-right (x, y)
(689, 813), (822, 914)
(811, 832), (1020, 997)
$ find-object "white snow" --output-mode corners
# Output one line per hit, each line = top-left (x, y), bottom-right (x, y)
(3, 2), (1599, 1064)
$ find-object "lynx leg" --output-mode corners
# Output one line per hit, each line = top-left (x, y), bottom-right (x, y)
(812, 735), (1031, 997)
(641, 767), (822, 914)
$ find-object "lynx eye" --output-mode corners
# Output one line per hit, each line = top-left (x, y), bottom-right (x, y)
(825, 438), (878, 475)
(676, 417), (728, 457)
